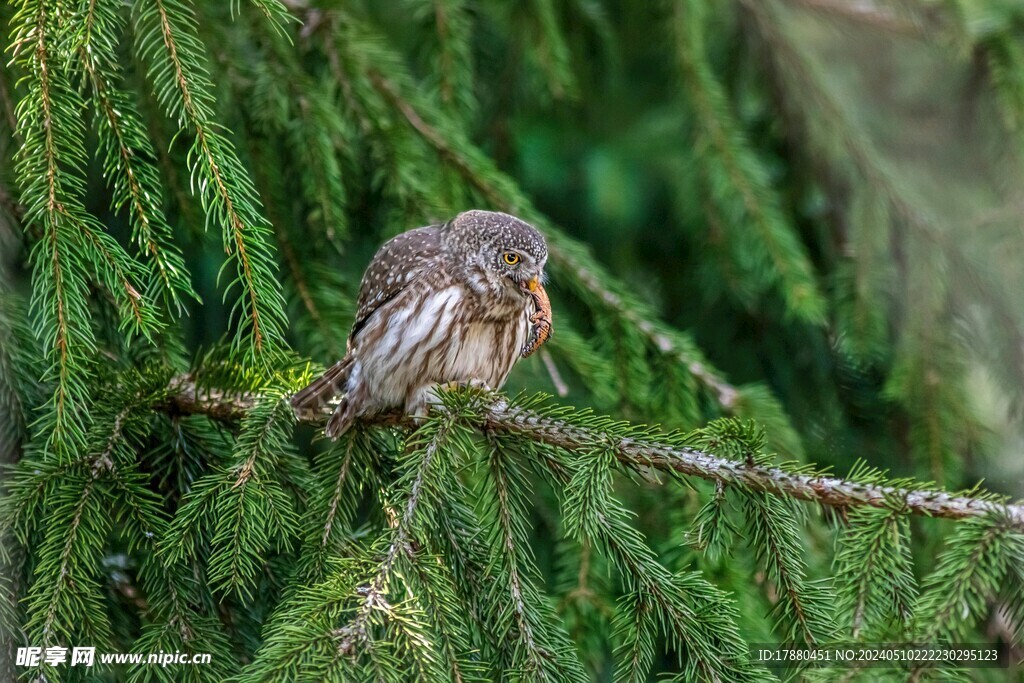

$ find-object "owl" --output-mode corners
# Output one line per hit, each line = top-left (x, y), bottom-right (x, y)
(291, 210), (553, 438)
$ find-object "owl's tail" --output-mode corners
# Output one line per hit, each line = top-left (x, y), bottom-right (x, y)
(291, 357), (357, 437)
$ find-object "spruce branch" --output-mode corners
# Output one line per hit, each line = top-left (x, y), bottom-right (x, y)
(673, 0), (826, 323)
(160, 378), (1024, 532)
(16, 392), (152, 651)
(163, 387), (301, 600)
(288, 10), (742, 418)
(0, 296), (29, 460)
(426, 480), (497, 661)
(421, 0), (476, 119)
(297, 430), (386, 581)
(320, 439), (355, 552)
(559, 441), (765, 680)
(741, 490), (836, 646)
(480, 431), (587, 680)
(76, 0), (196, 312)
(248, 24), (349, 244)
(333, 417), (448, 657)
(401, 547), (482, 683)
(134, 0), (287, 360)
(908, 516), (1024, 680)
(833, 501), (916, 639)
(11, 0), (97, 455)
(240, 409), (474, 681)
(245, 136), (344, 360)
(31, 465), (109, 644)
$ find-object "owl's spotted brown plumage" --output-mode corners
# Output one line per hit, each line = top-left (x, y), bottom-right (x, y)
(291, 210), (552, 438)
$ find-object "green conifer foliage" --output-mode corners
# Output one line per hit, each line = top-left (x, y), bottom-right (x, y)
(2, 1), (1024, 681)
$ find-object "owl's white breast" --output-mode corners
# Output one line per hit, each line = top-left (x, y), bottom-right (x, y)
(352, 285), (530, 414)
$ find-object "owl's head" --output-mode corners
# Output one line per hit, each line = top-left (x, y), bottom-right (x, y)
(445, 210), (548, 299)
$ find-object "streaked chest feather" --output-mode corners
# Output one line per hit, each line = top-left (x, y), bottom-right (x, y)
(353, 285), (529, 407)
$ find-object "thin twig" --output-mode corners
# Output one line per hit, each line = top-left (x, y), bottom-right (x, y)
(539, 349), (569, 397)
(160, 377), (1024, 532)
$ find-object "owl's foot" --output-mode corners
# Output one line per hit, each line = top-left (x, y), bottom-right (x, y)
(407, 380), (493, 421)
(432, 379), (493, 402)
(448, 378), (491, 391)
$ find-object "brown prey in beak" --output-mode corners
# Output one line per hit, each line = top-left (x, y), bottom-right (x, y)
(520, 277), (552, 358)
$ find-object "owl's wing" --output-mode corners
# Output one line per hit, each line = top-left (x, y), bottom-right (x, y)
(349, 224), (444, 346)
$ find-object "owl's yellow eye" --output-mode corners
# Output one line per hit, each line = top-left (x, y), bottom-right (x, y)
(502, 252), (521, 266)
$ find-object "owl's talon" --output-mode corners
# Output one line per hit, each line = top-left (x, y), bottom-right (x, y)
(437, 379), (490, 392)
(420, 380), (493, 412)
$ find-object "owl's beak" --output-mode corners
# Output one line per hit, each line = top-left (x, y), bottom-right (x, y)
(524, 277), (539, 293)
